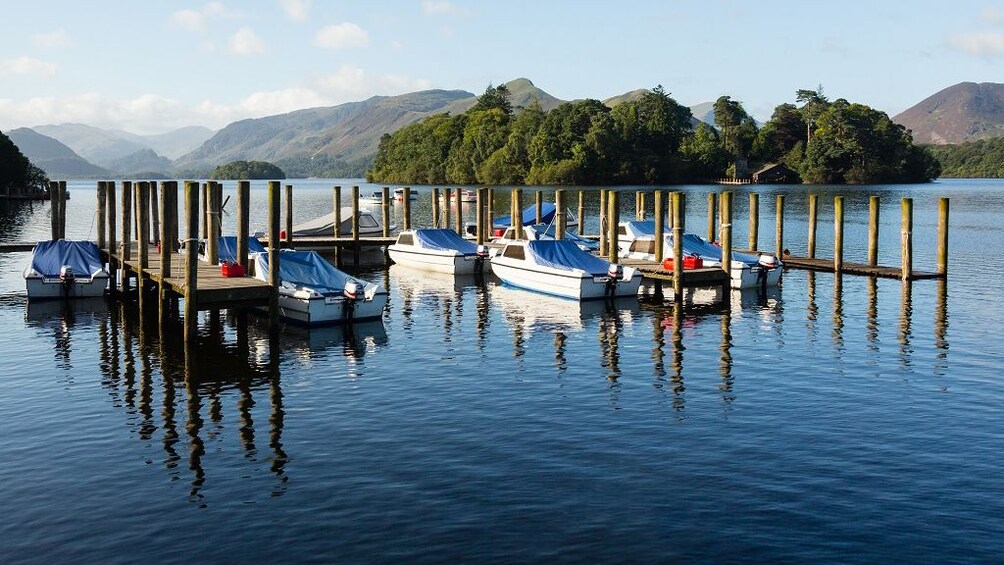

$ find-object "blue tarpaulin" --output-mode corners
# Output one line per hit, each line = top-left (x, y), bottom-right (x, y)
(679, 233), (760, 265)
(29, 240), (105, 277)
(218, 236), (266, 263)
(257, 249), (358, 296)
(493, 203), (557, 227)
(625, 220), (667, 236)
(414, 229), (479, 254)
(527, 223), (598, 251)
(527, 239), (611, 276)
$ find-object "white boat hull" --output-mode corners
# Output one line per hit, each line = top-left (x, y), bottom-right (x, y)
(619, 236), (782, 289)
(388, 245), (489, 275)
(24, 273), (109, 300)
(490, 259), (641, 300)
(275, 288), (388, 325)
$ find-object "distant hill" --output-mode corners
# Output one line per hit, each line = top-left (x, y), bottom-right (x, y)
(443, 78), (566, 115)
(33, 123), (214, 165)
(894, 82), (1004, 144)
(105, 148), (172, 176)
(689, 102), (716, 126)
(7, 128), (112, 178)
(603, 89), (648, 107)
(173, 89), (474, 177)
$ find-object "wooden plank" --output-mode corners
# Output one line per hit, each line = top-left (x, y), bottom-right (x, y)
(782, 256), (943, 280)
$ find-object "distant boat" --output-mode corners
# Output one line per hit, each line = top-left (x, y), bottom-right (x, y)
(393, 188), (418, 201)
(23, 240), (109, 300)
(439, 189), (477, 203)
(388, 228), (490, 275)
(491, 239), (641, 300)
(492, 202), (578, 229)
(254, 249), (388, 325)
(281, 206), (395, 239)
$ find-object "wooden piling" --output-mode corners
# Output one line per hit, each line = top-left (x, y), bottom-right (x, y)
(868, 195), (879, 266)
(403, 187), (412, 230)
(721, 191), (733, 281)
(937, 197), (949, 276)
(285, 184), (293, 246)
(120, 181), (133, 293)
(654, 190), (665, 263)
(352, 185), (360, 265)
(707, 192), (717, 242)
(555, 189), (566, 239)
(49, 181), (58, 240)
(834, 196), (845, 273)
(432, 188), (440, 228)
(599, 189), (608, 256)
(137, 182), (150, 311)
(577, 191), (585, 236)
(672, 192), (684, 301)
(382, 186), (391, 238)
(901, 198), (913, 281)
(455, 189), (463, 236)
(637, 191), (646, 221)
(268, 181), (281, 329)
(749, 192), (759, 251)
(97, 182), (107, 249)
(207, 182), (219, 265)
(476, 188), (485, 245)
(58, 181), (67, 239)
(150, 182), (160, 245)
(160, 181), (176, 280)
(106, 181), (117, 293)
(487, 188), (494, 234)
(535, 191), (543, 224)
(444, 188), (452, 230)
(201, 182), (209, 242)
(775, 194), (785, 258)
(512, 189), (523, 240)
(333, 186), (342, 238)
(606, 190), (619, 264)
(184, 181), (199, 347)
(807, 194), (818, 258)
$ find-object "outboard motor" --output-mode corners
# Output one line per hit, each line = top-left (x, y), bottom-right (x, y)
(343, 280), (360, 322)
(59, 265), (75, 285)
(474, 244), (489, 275)
(757, 254), (778, 269)
(756, 254), (777, 291)
(605, 263), (624, 297)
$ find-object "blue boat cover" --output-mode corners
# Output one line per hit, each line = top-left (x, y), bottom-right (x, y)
(679, 233), (760, 265)
(527, 239), (611, 276)
(625, 220), (668, 236)
(218, 236), (266, 263)
(258, 250), (358, 296)
(414, 229), (478, 254)
(528, 223), (598, 251)
(30, 240), (104, 277)
(493, 203), (557, 227)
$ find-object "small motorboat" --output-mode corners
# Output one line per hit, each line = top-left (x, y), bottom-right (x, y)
(524, 223), (598, 252)
(393, 187), (418, 201)
(362, 191), (386, 204)
(439, 189), (477, 203)
(388, 228), (490, 275)
(23, 240), (109, 300)
(217, 235), (267, 264)
(254, 249), (388, 325)
(280, 206), (395, 239)
(617, 220), (782, 289)
(492, 202), (578, 230)
(490, 239), (641, 300)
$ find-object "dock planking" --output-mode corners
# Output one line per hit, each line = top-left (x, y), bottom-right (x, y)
(780, 256), (943, 280)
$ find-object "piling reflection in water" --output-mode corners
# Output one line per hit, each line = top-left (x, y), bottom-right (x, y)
(900, 280), (913, 367)
(832, 274), (844, 354)
(934, 279), (949, 378)
(867, 277), (879, 351)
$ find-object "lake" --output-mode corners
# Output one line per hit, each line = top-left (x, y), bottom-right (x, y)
(1, 179), (1002, 562)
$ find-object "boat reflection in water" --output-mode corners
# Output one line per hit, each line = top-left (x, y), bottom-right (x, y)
(25, 297), (109, 372)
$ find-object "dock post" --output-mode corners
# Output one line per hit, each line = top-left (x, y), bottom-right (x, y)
(106, 181), (117, 294)
(382, 186), (391, 238)
(455, 189), (463, 236)
(49, 181), (58, 240)
(333, 185), (342, 237)
(599, 189), (608, 256)
(577, 190), (585, 236)
(775, 194), (785, 258)
(138, 182), (150, 313)
(937, 198), (949, 276)
(432, 188), (440, 227)
(513, 189), (523, 240)
(403, 187), (412, 231)
(555, 189), (566, 239)
(901, 198), (913, 281)
(475, 188), (484, 245)
(443, 188), (452, 230)
(749, 192), (759, 251)
(807, 194), (818, 259)
(868, 195), (880, 266)
(535, 191), (543, 224)
(834, 196), (845, 273)
(707, 192), (717, 242)
(672, 192), (685, 302)
(201, 182), (209, 243)
(58, 181), (67, 239)
(160, 181), (177, 324)
(236, 181), (250, 272)
(184, 181), (199, 348)
(487, 188), (494, 234)
(285, 184), (293, 246)
(150, 182), (160, 245)
(268, 181), (281, 330)
(654, 190), (665, 263)
(352, 185), (360, 266)
(96, 182), (107, 249)
(637, 191), (646, 221)
(721, 191), (733, 282)
(207, 182), (219, 265)
(606, 190), (619, 264)
(120, 181), (133, 294)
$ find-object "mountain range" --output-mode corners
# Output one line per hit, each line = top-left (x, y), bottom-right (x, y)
(7, 79), (1004, 179)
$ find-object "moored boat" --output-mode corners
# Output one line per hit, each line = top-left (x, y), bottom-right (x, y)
(393, 187), (418, 201)
(490, 239), (641, 300)
(492, 202), (579, 231)
(23, 240), (109, 300)
(280, 206), (395, 239)
(388, 228), (490, 275)
(253, 249), (387, 325)
(439, 189), (477, 203)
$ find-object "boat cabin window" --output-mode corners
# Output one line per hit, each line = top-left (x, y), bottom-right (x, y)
(397, 233), (414, 246)
(504, 227), (517, 240)
(618, 226), (627, 236)
(358, 214), (379, 228)
(630, 240), (655, 254)
(501, 245), (525, 260)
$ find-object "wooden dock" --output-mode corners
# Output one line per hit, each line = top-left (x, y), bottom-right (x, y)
(620, 258), (730, 289)
(780, 256), (943, 280)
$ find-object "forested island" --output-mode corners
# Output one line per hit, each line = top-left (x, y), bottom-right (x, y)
(928, 138), (1004, 177)
(368, 85), (940, 185)
(0, 130), (49, 197)
(210, 160), (286, 180)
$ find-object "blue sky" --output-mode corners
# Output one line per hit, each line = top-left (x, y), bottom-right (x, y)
(1, 0), (1001, 135)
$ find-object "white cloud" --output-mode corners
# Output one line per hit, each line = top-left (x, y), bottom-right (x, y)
(314, 22), (369, 49)
(0, 57), (58, 77)
(170, 2), (240, 33)
(948, 32), (1004, 56)
(421, 0), (463, 15)
(229, 27), (266, 55)
(280, 0), (311, 21)
(31, 30), (72, 49)
(316, 65), (433, 100)
(980, 7), (1004, 25)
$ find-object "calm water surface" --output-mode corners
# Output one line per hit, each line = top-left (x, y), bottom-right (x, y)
(0, 179), (1002, 562)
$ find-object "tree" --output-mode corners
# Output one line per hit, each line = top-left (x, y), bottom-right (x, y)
(470, 84), (513, 115)
(755, 103), (806, 163)
(210, 160), (285, 180)
(796, 85), (828, 144)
